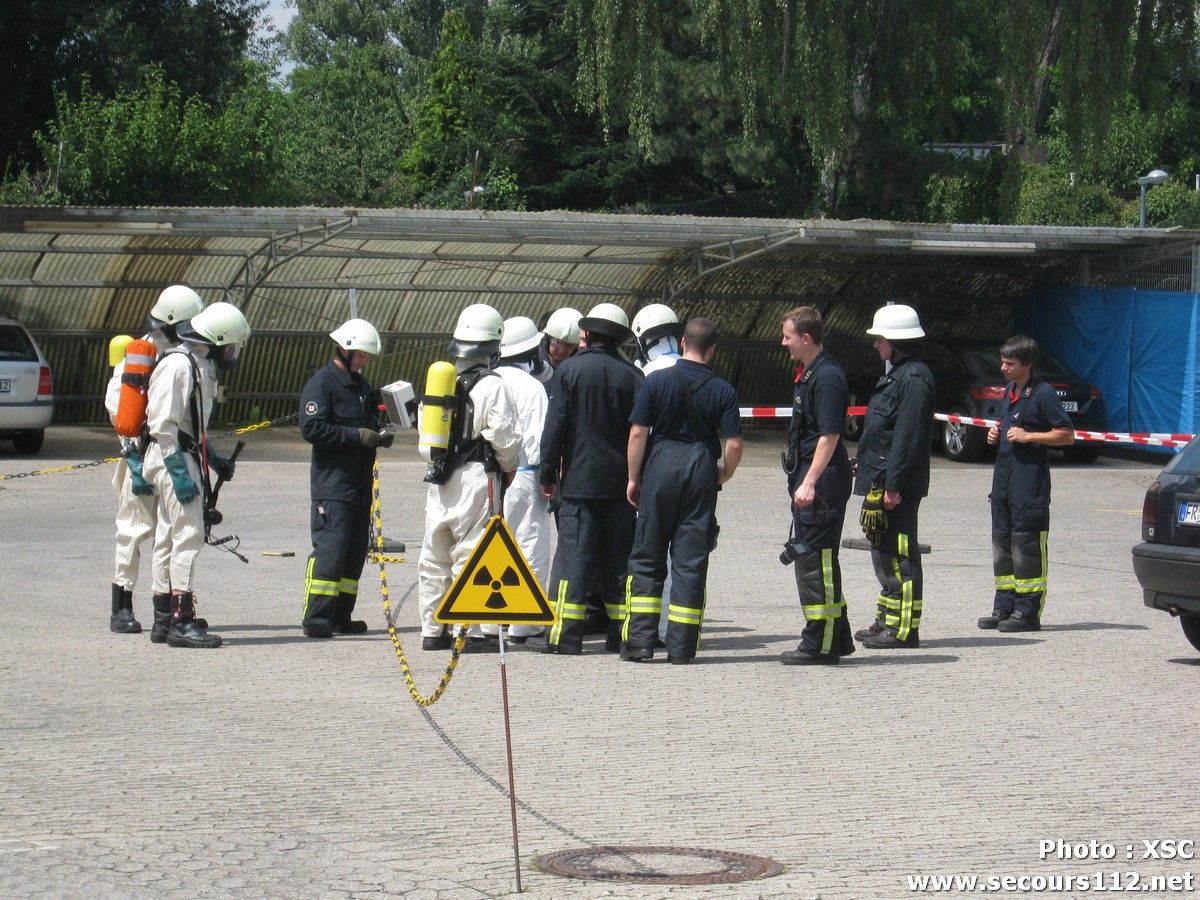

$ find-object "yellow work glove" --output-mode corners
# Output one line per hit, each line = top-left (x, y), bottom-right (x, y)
(860, 487), (888, 545)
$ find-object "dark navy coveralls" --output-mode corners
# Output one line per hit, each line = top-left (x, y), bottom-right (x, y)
(785, 351), (855, 656)
(540, 346), (643, 652)
(298, 361), (379, 630)
(624, 359), (742, 660)
(854, 356), (935, 641)
(990, 376), (1072, 619)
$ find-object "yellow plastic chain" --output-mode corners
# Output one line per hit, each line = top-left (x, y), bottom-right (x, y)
(370, 459), (465, 707)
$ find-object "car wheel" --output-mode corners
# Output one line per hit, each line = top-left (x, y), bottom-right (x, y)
(843, 393), (864, 442)
(941, 409), (985, 462)
(1181, 615), (1200, 653)
(12, 429), (44, 455)
(1062, 444), (1100, 463)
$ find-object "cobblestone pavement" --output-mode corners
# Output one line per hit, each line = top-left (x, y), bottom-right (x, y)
(2, 427), (1198, 899)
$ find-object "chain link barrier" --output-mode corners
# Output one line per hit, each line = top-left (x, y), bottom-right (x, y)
(370, 459), (466, 707)
(0, 413), (300, 483)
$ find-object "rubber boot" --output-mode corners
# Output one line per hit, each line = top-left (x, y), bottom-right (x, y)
(150, 592), (173, 644)
(110, 583), (142, 634)
(166, 591), (222, 648)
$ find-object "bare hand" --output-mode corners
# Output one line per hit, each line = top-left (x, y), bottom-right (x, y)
(1006, 426), (1029, 444)
(541, 483), (557, 501)
(626, 479), (640, 509)
(987, 426), (999, 446)
(883, 489), (901, 510)
(793, 481), (815, 508)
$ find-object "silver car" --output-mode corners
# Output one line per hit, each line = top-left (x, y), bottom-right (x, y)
(0, 315), (55, 454)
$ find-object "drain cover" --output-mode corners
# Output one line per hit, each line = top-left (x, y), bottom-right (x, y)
(535, 846), (784, 885)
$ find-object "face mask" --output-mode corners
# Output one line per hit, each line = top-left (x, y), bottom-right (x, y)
(215, 343), (242, 371)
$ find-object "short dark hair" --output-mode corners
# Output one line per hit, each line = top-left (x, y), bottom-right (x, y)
(683, 317), (718, 353)
(782, 306), (823, 344)
(999, 334), (1039, 367)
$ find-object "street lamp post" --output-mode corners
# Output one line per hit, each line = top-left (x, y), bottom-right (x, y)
(1138, 168), (1169, 227)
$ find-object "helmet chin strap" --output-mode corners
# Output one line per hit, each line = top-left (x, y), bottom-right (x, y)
(335, 347), (354, 370)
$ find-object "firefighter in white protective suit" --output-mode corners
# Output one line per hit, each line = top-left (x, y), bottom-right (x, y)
(632, 303), (684, 376)
(105, 285), (204, 636)
(476, 316), (552, 644)
(142, 302), (251, 649)
(418, 304), (521, 652)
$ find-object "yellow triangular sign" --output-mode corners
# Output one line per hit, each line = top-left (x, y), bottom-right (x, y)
(434, 515), (555, 625)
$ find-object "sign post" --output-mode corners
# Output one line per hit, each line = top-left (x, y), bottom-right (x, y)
(435, 515), (555, 892)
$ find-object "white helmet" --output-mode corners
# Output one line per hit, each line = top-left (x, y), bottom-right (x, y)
(631, 304), (683, 343)
(543, 307), (583, 345)
(178, 301), (250, 370)
(330, 318), (382, 355)
(500, 316), (542, 358)
(146, 284), (203, 331)
(578, 302), (633, 343)
(449, 303), (503, 359)
(866, 303), (925, 340)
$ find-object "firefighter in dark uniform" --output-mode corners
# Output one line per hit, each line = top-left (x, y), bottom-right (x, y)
(298, 319), (393, 638)
(778, 307), (856, 664)
(979, 335), (1074, 633)
(533, 303), (644, 655)
(854, 303), (935, 649)
(622, 318), (743, 664)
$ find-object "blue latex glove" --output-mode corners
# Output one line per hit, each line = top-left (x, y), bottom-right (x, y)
(209, 449), (235, 482)
(163, 450), (198, 504)
(126, 456), (154, 496)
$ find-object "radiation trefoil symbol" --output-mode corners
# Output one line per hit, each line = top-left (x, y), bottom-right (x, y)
(475, 565), (520, 609)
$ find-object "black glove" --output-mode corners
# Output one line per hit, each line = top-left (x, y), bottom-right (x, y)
(358, 427), (382, 448)
(209, 450), (235, 482)
(377, 428), (395, 449)
(860, 487), (888, 545)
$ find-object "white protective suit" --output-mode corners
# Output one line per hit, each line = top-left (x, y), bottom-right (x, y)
(418, 369), (521, 638)
(140, 347), (217, 593)
(105, 332), (173, 593)
(480, 362), (550, 638)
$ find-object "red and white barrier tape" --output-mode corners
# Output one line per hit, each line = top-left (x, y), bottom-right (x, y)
(739, 407), (1194, 448)
(934, 412), (1195, 448)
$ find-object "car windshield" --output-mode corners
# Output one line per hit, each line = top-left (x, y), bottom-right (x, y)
(0, 325), (37, 362)
(959, 346), (1075, 380)
(1164, 438), (1200, 476)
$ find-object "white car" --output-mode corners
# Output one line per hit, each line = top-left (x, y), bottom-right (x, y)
(0, 315), (54, 454)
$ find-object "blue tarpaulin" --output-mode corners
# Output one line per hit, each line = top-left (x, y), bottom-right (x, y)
(1016, 286), (1199, 437)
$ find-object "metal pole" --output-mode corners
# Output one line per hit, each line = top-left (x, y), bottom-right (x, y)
(1139, 184), (1148, 228)
(498, 630), (523, 892)
(349, 287), (358, 318)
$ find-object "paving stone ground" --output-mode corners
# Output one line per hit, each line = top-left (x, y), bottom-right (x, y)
(2, 426), (1198, 899)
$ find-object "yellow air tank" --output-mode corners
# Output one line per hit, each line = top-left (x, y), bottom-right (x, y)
(418, 361), (457, 460)
(108, 334), (135, 367)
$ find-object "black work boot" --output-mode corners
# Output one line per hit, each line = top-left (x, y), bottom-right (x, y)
(780, 646), (840, 665)
(605, 621), (623, 652)
(977, 609), (1012, 630)
(862, 629), (920, 649)
(997, 610), (1040, 633)
(166, 592), (222, 648)
(110, 584), (142, 634)
(150, 592), (173, 644)
(335, 592), (367, 634)
(620, 644), (654, 663)
(854, 620), (885, 642)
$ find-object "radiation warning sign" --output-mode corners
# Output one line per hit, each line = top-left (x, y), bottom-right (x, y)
(434, 515), (555, 625)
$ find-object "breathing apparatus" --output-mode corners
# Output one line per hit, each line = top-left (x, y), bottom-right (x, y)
(631, 303), (683, 365)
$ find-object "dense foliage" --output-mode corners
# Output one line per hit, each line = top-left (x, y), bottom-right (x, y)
(3, 0), (1200, 226)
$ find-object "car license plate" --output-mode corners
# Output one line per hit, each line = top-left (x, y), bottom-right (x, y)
(0, 379), (9, 393)
(1061, 400), (1078, 412)
(1178, 501), (1200, 526)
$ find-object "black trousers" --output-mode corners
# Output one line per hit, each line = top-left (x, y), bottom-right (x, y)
(303, 499), (370, 628)
(546, 497), (634, 652)
(792, 467), (853, 656)
(991, 490), (1050, 618)
(625, 441), (718, 660)
(868, 495), (923, 640)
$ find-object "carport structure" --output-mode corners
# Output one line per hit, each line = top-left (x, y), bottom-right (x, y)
(0, 206), (1194, 426)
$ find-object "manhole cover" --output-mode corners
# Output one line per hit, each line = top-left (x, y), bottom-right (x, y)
(535, 846), (784, 885)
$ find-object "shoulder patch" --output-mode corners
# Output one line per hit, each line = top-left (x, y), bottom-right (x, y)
(304, 400), (319, 416)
